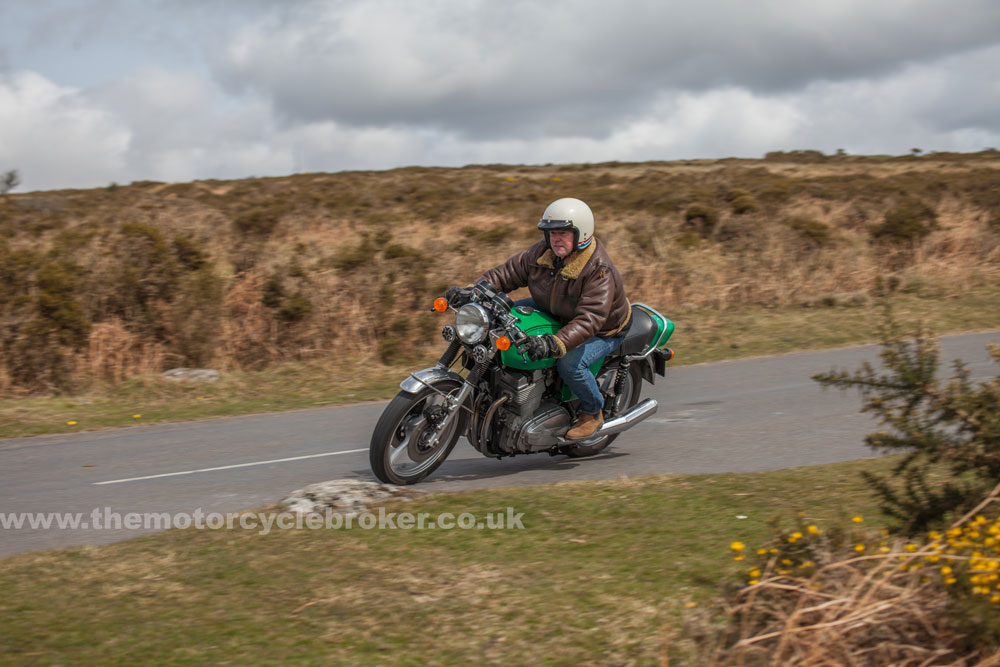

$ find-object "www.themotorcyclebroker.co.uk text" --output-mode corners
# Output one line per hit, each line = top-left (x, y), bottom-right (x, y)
(2, 506), (526, 536)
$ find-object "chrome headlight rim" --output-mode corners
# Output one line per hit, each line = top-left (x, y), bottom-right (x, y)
(455, 303), (490, 345)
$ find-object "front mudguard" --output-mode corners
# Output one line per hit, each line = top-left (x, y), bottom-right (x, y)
(400, 365), (467, 394)
(399, 365), (473, 441)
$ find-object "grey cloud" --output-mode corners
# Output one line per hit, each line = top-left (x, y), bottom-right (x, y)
(212, 0), (1000, 139)
(910, 46), (1000, 134)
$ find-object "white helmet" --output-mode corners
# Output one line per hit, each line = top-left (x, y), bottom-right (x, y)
(538, 198), (594, 251)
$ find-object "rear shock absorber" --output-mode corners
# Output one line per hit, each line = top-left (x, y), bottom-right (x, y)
(611, 359), (631, 416)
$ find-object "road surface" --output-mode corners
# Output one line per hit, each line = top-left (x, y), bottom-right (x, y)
(1, 330), (997, 557)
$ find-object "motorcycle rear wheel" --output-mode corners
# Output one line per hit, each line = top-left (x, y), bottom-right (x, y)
(370, 379), (466, 485)
(562, 363), (644, 458)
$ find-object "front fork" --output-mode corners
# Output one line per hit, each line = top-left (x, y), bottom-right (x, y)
(401, 341), (494, 450)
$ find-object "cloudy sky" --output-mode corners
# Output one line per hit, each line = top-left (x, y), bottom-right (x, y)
(2, 0), (999, 192)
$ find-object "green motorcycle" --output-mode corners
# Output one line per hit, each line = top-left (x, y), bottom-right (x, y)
(369, 281), (675, 485)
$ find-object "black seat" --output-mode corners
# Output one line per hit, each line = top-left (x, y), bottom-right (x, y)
(618, 306), (657, 356)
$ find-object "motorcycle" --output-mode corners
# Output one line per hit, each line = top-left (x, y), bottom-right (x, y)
(369, 280), (675, 485)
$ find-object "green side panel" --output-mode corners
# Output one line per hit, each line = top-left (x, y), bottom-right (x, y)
(499, 307), (561, 371)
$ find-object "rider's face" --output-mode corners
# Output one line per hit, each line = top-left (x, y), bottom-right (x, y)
(548, 230), (575, 258)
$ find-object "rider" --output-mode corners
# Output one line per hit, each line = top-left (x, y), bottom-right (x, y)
(453, 198), (631, 439)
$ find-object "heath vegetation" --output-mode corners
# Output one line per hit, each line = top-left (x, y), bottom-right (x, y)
(1, 150), (999, 395)
(698, 312), (1000, 665)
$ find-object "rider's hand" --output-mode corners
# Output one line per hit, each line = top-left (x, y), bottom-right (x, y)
(522, 334), (560, 361)
(444, 286), (473, 307)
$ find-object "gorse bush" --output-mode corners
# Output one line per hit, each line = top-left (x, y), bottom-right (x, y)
(710, 320), (1000, 662)
(712, 495), (1000, 664)
(814, 303), (1000, 535)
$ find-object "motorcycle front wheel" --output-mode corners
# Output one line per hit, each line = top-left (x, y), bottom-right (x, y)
(370, 379), (466, 485)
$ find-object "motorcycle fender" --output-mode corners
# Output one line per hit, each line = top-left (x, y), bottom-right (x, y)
(634, 348), (672, 385)
(638, 356), (656, 385)
(400, 366), (467, 394)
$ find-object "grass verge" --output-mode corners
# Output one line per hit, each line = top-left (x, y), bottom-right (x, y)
(2, 288), (998, 439)
(0, 457), (903, 665)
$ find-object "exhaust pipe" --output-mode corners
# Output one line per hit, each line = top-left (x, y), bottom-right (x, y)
(556, 398), (658, 445)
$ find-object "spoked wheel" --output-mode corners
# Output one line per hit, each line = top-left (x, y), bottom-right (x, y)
(370, 380), (466, 485)
(562, 363), (643, 458)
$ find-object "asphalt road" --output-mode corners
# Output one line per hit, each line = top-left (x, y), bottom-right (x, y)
(1, 330), (997, 557)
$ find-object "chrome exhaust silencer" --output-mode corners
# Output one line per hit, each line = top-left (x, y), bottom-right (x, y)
(556, 398), (658, 445)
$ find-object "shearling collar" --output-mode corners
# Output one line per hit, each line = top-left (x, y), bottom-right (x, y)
(536, 241), (596, 279)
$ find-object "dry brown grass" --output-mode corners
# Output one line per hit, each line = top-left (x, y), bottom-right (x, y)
(2, 153), (999, 394)
(77, 320), (168, 384)
(705, 487), (1000, 666)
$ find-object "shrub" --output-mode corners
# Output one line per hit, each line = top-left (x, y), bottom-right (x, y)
(171, 235), (209, 271)
(383, 243), (425, 261)
(458, 225), (514, 243)
(725, 189), (760, 215)
(0, 246), (37, 308)
(377, 338), (400, 364)
(261, 275), (285, 309)
(7, 324), (75, 392)
(709, 501), (1000, 664)
(764, 149), (827, 163)
(814, 305), (1000, 534)
(683, 203), (719, 237)
(330, 243), (370, 272)
(35, 262), (90, 346)
(233, 204), (285, 236)
(870, 198), (938, 244)
(673, 231), (701, 248)
(107, 223), (178, 328)
(276, 294), (313, 323)
(169, 266), (225, 366)
(785, 216), (833, 247)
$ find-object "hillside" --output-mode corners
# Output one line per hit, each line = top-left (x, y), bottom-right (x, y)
(2, 150), (999, 395)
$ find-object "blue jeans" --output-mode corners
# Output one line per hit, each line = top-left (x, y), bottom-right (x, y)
(515, 299), (622, 415)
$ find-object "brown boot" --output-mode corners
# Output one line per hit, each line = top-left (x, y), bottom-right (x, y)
(566, 412), (604, 439)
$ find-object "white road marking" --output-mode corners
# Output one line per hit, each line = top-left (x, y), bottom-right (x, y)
(93, 448), (369, 485)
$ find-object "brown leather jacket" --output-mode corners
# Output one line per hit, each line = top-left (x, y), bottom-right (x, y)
(479, 238), (630, 356)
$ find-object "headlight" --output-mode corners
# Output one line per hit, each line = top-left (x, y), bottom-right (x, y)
(455, 303), (490, 344)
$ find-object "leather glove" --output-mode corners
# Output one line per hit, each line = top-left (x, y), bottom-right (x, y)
(444, 286), (473, 308)
(522, 334), (560, 361)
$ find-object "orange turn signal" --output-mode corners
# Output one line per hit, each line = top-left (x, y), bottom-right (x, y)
(496, 336), (512, 351)
(433, 298), (449, 312)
